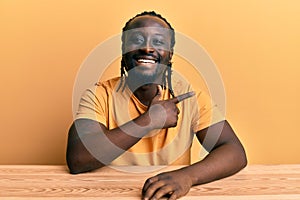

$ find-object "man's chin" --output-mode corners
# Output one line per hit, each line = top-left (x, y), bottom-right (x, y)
(127, 70), (159, 87)
(126, 64), (167, 87)
(128, 72), (156, 82)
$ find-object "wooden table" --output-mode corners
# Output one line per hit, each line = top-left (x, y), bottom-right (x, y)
(0, 165), (299, 199)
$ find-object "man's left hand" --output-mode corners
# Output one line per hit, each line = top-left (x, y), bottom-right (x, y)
(142, 169), (193, 200)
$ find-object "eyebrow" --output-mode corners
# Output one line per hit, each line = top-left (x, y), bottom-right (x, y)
(153, 33), (166, 37)
(128, 30), (169, 36)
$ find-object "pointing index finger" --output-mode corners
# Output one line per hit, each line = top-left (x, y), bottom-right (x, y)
(172, 91), (195, 104)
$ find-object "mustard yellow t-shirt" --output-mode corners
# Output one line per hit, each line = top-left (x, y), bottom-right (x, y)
(75, 75), (224, 165)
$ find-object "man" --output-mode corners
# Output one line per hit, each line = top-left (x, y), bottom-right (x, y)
(67, 11), (247, 200)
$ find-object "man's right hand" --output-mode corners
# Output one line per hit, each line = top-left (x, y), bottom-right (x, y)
(147, 85), (195, 129)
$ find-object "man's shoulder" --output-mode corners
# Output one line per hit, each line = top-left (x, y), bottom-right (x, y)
(171, 73), (193, 94)
(91, 77), (120, 91)
(83, 77), (121, 97)
(95, 77), (120, 87)
(171, 72), (208, 99)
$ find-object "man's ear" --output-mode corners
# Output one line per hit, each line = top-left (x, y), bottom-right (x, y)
(169, 50), (174, 60)
(121, 56), (128, 71)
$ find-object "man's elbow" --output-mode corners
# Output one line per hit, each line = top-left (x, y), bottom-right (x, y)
(67, 164), (84, 175)
(239, 146), (248, 170)
(66, 153), (105, 174)
(67, 156), (88, 174)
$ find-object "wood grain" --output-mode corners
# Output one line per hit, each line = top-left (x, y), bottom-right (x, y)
(0, 165), (299, 199)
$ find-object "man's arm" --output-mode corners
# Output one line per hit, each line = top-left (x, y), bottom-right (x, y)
(192, 120), (247, 183)
(142, 120), (247, 200)
(67, 88), (158, 174)
(66, 117), (151, 174)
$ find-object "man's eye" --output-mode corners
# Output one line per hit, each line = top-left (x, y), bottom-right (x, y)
(152, 39), (165, 46)
(130, 35), (144, 44)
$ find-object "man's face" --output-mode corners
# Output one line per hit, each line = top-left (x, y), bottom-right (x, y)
(122, 16), (173, 83)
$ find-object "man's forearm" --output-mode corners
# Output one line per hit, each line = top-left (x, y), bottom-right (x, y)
(181, 142), (247, 186)
(67, 113), (154, 174)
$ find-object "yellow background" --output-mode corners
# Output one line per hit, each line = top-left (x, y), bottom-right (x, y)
(1, 0), (299, 164)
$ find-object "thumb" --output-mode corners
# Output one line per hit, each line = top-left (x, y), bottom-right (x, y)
(152, 85), (162, 103)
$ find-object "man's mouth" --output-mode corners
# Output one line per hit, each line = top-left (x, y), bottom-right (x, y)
(134, 55), (159, 65)
(136, 58), (157, 64)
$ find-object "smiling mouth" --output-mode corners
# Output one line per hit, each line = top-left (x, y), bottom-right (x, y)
(137, 58), (156, 64)
(134, 54), (159, 64)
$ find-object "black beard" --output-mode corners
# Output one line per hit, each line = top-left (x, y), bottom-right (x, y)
(126, 64), (167, 91)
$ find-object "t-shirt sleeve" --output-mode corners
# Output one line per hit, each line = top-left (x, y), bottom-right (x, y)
(75, 85), (108, 126)
(191, 91), (225, 133)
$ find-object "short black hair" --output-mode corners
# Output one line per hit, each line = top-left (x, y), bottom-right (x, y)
(121, 11), (175, 51)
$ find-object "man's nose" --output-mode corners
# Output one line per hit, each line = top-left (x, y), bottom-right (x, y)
(140, 40), (155, 53)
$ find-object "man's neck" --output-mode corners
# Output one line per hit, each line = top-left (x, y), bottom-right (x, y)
(132, 84), (159, 106)
(126, 72), (164, 106)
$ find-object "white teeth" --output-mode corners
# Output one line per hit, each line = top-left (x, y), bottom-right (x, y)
(137, 59), (156, 64)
